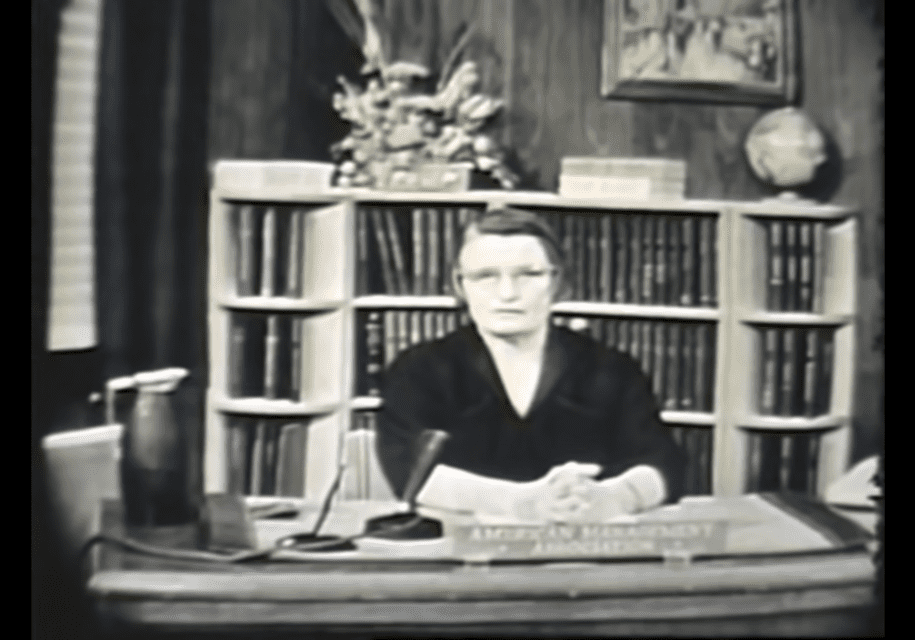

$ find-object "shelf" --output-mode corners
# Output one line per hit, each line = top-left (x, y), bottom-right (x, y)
(350, 397), (715, 426)
(732, 201), (856, 219)
(552, 301), (720, 320)
(216, 397), (341, 416)
(354, 295), (461, 309)
(739, 312), (854, 326)
(737, 415), (845, 432)
(659, 411), (716, 426)
(221, 296), (345, 312)
(351, 396), (383, 411)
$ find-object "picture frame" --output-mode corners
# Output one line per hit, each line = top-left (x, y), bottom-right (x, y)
(601, 0), (799, 105)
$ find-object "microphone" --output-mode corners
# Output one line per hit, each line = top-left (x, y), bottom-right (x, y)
(364, 429), (450, 540)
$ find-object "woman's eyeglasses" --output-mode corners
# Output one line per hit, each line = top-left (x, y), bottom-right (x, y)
(457, 267), (556, 289)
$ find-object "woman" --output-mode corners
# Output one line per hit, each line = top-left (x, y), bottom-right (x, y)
(376, 208), (686, 522)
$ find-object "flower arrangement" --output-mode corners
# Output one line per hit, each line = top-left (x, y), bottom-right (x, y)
(329, 58), (518, 189)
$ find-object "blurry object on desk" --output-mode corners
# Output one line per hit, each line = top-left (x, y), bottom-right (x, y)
(824, 455), (880, 534)
(41, 424), (122, 561)
(559, 157), (686, 200)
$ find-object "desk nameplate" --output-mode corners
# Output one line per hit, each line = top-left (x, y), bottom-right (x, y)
(451, 520), (728, 560)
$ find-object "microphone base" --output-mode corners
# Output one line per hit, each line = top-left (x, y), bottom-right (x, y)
(364, 512), (443, 539)
(276, 533), (357, 552)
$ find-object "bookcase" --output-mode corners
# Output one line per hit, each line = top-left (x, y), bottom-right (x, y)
(206, 160), (858, 503)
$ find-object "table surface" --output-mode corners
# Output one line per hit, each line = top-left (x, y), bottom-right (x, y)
(87, 493), (879, 638)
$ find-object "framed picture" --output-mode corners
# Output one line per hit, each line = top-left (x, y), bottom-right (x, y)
(602, 0), (799, 104)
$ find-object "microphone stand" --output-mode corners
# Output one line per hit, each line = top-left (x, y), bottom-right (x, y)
(276, 461), (356, 552)
(364, 429), (450, 540)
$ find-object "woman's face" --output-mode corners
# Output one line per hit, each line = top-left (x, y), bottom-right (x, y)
(455, 233), (559, 340)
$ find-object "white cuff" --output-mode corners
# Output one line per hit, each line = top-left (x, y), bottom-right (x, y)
(415, 464), (527, 516)
(603, 466), (667, 512)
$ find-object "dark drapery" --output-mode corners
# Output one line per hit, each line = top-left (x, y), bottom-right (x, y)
(33, 1), (211, 637)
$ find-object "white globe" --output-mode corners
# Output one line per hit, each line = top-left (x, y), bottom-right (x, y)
(745, 107), (827, 191)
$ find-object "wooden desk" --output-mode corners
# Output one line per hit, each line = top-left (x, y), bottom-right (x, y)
(87, 494), (878, 638)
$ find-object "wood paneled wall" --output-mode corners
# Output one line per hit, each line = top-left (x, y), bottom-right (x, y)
(207, 0), (883, 461)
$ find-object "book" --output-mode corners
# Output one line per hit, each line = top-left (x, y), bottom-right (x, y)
(784, 221), (799, 312)
(812, 221), (827, 314)
(599, 215), (613, 302)
(628, 318), (641, 363)
(759, 328), (780, 415)
(365, 311), (384, 396)
(262, 421), (279, 495)
(589, 315), (603, 342)
(801, 328), (819, 417)
(275, 422), (307, 497)
(562, 215), (576, 298)
(264, 315), (280, 398)
(603, 318), (616, 350)
(642, 216), (655, 304)
(640, 320), (654, 380)
(680, 217), (695, 306)
(249, 420), (266, 495)
(369, 208), (397, 294)
(679, 325), (695, 410)
(413, 208), (425, 295)
(237, 204), (256, 296)
(397, 310), (410, 355)
(654, 216), (667, 306)
(630, 216), (643, 304)
(384, 208), (410, 295)
(767, 220), (784, 311)
(587, 214), (600, 301)
(427, 207), (440, 295)
(227, 418), (248, 495)
(575, 216), (586, 300)
(615, 320), (628, 356)
(442, 208), (456, 295)
(818, 329), (834, 414)
(289, 317), (302, 401)
(614, 215), (629, 303)
(664, 322), (681, 410)
(667, 216), (681, 306)
(779, 327), (798, 416)
(260, 207), (276, 297)
(694, 323), (710, 412)
(434, 311), (448, 339)
(383, 311), (398, 366)
(286, 208), (302, 297)
(410, 309), (423, 346)
(798, 221), (813, 312)
(355, 207), (368, 295)
(699, 217), (713, 307)
(230, 321), (246, 397)
(652, 321), (665, 401)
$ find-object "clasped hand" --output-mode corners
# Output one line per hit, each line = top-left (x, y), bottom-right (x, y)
(514, 462), (640, 523)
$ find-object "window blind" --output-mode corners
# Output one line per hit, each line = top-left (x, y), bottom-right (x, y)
(46, 0), (103, 351)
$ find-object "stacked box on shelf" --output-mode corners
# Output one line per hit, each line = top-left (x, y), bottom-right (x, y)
(558, 157), (686, 201)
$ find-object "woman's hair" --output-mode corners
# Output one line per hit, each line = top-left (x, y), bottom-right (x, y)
(453, 207), (568, 297)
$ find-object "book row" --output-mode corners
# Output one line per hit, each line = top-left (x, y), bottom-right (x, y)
(356, 205), (483, 296)
(354, 310), (715, 411)
(532, 209), (718, 307)
(745, 429), (822, 495)
(765, 219), (828, 313)
(758, 326), (834, 417)
(668, 424), (713, 496)
(356, 205), (719, 307)
(355, 309), (472, 396)
(553, 316), (716, 413)
(228, 313), (305, 400)
(232, 204), (307, 298)
(225, 417), (308, 497)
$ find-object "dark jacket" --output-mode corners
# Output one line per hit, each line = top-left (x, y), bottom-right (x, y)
(376, 324), (686, 503)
